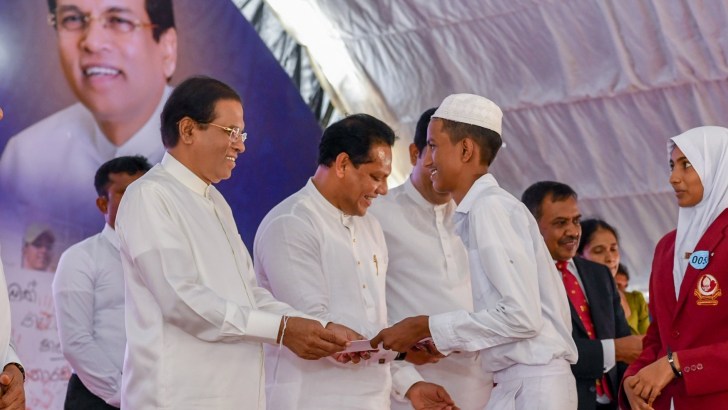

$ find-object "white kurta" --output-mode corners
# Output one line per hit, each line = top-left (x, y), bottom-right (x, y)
(429, 174), (578, 372)
(116, 153), (306, 410)
(0, 87), (170, 253)
(369, 178), (493, 410)
(52, 224), (126, 406)
(254, 179), (391, 410)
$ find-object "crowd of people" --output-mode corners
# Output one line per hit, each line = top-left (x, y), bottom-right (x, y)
(1, 1), (728, 410)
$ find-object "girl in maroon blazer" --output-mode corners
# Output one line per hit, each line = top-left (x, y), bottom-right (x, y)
(622, 126), (728, 409)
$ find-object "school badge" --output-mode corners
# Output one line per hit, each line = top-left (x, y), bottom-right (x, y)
(694, 273), (722, 306)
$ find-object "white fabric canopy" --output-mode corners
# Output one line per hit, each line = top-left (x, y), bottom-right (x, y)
(266, 0), (728, 290)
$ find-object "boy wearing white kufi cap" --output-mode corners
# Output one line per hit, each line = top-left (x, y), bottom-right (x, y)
(372, 93), (579, 409)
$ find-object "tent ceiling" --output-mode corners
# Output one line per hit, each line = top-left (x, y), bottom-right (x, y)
(266, 0), (728, 288)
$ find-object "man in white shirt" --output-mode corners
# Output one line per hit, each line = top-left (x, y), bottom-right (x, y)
(521, 181), (642, 410)
(255, 113), (455, 409)
(373, 93), (579, 410)
(0, 256), (25, 410)
(53, 155), (152, 409)
(0, 0), (177, 246)
(115, 76), (350, 410)
(369, 107), (493, 410)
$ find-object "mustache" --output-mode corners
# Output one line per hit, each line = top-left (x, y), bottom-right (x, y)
(558, 236), (579, 245)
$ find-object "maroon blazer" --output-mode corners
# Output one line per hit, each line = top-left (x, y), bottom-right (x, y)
(620, 209), (728, 409)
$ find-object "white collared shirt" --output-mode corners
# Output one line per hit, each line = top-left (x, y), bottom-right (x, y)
(369, 177), (493, 409)
(116, 152), (304, 410)
(429, 174), (578, 373)
(53, 224), (125, 406)
(0, 87), (171, 248)
(254, 179), (391, 410)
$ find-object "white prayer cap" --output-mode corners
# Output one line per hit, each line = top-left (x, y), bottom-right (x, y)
(432, 93), (502, 135)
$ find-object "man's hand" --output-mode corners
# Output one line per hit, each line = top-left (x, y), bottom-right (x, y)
(623, 375), (654, 410)
(0, 364), (25, 410)
(627, 354), (677, 407)
(406, 381), (459, 410)
(370, 316), (431, 352)
(280, 317), (348, 360)
(406, 340), (445, 365)
(615, 335), (644, 364)
(326, 323), (370, 364)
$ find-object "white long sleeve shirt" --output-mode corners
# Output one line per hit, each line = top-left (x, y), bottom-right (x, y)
(430, 174), (578, 373)
(254, 179), (391, 410)
(116, 153), (308, 410)
(52, 224), (125, 406)
(369, 178), (492, 410)
(0, 87), (171, 245)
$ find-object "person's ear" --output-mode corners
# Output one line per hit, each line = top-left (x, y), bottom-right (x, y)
(334, 152), (351, 178)
(408, 143), (419, 166)
(178, 117), (196, 145)
(96, 196), (108, 214)
(461, 138), (475, 163)
(159, 28), (178, 80)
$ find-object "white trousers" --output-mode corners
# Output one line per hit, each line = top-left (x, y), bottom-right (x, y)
(485, 359), (577, 410)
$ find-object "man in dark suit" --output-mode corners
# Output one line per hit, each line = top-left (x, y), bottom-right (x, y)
(522, 181), (643, 410)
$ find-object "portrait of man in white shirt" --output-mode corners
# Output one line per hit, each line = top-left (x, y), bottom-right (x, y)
(53, 155), (152, 409)
(255, 113), (455, 410)
(369, 107), (494, 410)
(0, 0), (178, 249)
(115, 76), (350, 410)
(373, 94), (579, 410)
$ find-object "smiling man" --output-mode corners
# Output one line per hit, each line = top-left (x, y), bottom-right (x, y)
(371, 93), (578, 410)
(254, 114), (454, 409)
(115, 76), (349, 409)
(0, 0), (177, 246)
(522, 181), (642, 410)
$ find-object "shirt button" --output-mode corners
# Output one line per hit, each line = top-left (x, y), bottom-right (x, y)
(362, 284), (367, 289)
(697, 363), (703, 370)
(671, 330), (680, 338)
(357, 261), (361, 265)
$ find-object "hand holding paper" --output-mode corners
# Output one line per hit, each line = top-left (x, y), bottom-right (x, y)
(370, 315), (431, 352)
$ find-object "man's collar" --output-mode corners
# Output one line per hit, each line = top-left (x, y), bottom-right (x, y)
(455, 173), (497, 214)
(161, 152), (212, 198)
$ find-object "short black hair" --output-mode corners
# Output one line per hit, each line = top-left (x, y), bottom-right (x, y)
(413, 107), (437, 156)
(616, 263), (630, 280)
(317, 114), (396, 167)
(521, 181), (577, 221)
(47, 0), (175, 42)
(435, 118), (502, 165)
(577, 218), (619, 255)
(94, 155), (152, 197)
(160, 76), (241, 148)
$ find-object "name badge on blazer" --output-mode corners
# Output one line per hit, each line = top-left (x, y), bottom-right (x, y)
(694, 273), (722, 306)
(689, 250), (710, 270)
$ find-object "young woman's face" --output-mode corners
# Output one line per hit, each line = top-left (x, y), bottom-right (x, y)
(670, 146), (704, 208)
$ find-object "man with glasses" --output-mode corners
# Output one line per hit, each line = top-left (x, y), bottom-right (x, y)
(0, 0), (177, 249)
(115, 76), (350, 409)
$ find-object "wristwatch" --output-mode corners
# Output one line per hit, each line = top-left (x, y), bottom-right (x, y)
(666, 347), (682, 378)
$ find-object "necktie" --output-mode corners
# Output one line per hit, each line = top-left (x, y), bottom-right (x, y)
(556, 261), (612, 400)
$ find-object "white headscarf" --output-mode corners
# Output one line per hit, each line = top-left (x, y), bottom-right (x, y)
(0, 253), (10, 364)
(669, 126), (728, 298)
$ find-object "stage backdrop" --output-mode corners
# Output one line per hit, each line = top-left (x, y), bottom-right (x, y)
(0, 0), (322, 408)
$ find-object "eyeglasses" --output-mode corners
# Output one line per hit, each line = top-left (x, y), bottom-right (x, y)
(208, 123), (247, 144)
(48, 11), (156, 34)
